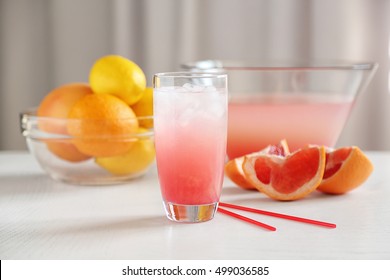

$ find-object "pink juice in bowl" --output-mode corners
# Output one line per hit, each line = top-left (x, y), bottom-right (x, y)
(227, 93), (355, 159)
(181, 60), (378, 160)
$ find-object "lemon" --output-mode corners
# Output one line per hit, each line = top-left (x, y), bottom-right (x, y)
(95, 128), (155, 175)
(131, 87), (153, 128)
(89, 55), (146, 105)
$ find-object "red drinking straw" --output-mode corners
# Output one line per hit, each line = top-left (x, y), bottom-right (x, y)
(219, 202), (336, 229)
(217, 207), (276, 231)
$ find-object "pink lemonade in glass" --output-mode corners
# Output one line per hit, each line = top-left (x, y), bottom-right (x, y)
(153, 73), (227, 223)
(227, 93), (355, 159)
(227, 94), (353, 158)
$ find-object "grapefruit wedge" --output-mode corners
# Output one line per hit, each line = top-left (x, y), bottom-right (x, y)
(242, 146), (326, 201)
(317, 146), (373, 194)
(225, 139), (290, 190)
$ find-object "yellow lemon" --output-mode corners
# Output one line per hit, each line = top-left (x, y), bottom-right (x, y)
(131, 87), (153, 128)
(89, 55), (146, 105)
(95, 128), (155, 175)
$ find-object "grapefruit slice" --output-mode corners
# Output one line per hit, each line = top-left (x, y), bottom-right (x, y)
(225, 156), (255, 190)
(224, 139), (290, 190)
(242, 146), (326, 201)
(317, 146), (373, 194)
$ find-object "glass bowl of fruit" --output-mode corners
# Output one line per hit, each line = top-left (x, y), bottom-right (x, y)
(20, 55), (156, 185)
(20, 107), (155, 185)
(20, 80), (155, 185)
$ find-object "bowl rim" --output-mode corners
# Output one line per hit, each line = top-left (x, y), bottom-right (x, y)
(181, 59), (378, 71)
(20, 108), (154, 140)
(20, 108), (153, 121)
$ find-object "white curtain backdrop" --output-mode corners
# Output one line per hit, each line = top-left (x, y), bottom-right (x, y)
(1, 0), (389, 150)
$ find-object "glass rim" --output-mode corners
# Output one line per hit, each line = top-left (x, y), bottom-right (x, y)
(181, 60), (378, 71)
(153, 71), (227, 79)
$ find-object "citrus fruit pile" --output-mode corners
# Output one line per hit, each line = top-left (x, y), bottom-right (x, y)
(225, 140), (373, 201)
(36, 55), (155, 176)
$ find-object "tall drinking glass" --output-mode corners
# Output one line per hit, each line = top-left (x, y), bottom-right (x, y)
(153, 72), (228, 223)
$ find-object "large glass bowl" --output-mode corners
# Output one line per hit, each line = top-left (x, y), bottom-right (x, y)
(183, 60), (378, 159)
(20, 109), (155, 185)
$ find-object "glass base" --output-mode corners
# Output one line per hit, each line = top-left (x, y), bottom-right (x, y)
(163, 201), (218, 223)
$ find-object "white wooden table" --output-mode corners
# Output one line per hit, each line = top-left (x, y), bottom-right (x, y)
(1, 151), (389, 259)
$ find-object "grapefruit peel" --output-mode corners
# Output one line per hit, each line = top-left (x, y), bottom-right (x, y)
(317, 146), (373, 194)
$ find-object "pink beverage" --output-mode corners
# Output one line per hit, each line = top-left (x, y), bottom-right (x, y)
(153, 72), (228, 223)
(154, 88), (227, 204)
(181, 61), (377, 159)
(227, 94), (354, 159)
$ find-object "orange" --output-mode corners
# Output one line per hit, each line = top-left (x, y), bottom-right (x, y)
(225, 139), (290, 190)
(37, 83), (93, 126)
(317, 146), (373, 194)
(67, 94), (139, 157)
(242, 146), (326, 201)
(89, 55), (146, 105)
(37, 83), (93, 162)
(44, 140), (92, 163)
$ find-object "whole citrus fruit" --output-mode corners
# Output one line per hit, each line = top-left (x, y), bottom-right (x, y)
(131, 87), (153, 128)
(67, 94), (139, 157)
(95, 128), (155, 175)
(89, 55), (146, 105)
(37, 83), (93, 162)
